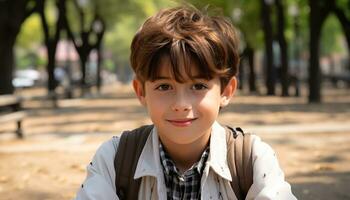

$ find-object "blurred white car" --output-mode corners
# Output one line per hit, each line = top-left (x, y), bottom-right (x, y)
(13, 69), (41, 88)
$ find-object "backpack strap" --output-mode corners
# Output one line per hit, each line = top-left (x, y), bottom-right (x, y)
(114, 125), (253, 200)
(114, 125), (153, 200)
(225, 126), (253, 200)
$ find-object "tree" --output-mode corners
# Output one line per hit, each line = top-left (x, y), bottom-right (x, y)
(230, 0), (261, 93)
(261, 0), (276, 95)
(308, 0), (332, 103)
(241, 46), (257, 92)
(0, 0), (36, 94)
(275, 0), (289, 96)
(64, 0), (104, 93)
(37, 0), (67, 95)
(93, 15), (105, 92)
(64, 0), (154, 94)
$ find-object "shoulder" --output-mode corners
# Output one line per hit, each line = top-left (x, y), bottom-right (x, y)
(74, 136), (121, 199)
(93, 136), (120, 163)
(250, 134), (280, 169)
(88, 136), (120, 186)
(247, 135), (297, 199)
(249, 134), (284, 181)
(250, 135), (275, 158)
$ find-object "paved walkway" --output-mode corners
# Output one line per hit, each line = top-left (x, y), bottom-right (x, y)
(247, 122), (350, 134)
(0, 121), (349, 153)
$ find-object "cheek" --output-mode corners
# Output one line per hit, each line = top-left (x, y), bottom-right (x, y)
(145, 94), (168, 115)
(196, 93), (221, 114)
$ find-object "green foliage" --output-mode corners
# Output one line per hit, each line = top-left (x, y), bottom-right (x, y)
(105, 14), (139, 63)
(234, 0), (263, 49)
(186, 0), (263, 49)
(103, 58), (115, 71)
(15, 49), (45, 69)
(321, 14), (346, 56)
(336, 0), (350, 19)
(103, 0), (175, 69)
(44, 0), (60, 38)
(66, 0), (95, 34)
(16, 14), (43, 49)
(16, 13), (44, 70)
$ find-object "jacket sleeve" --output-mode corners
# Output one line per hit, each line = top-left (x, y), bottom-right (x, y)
(74, 137), (120, 200)
(246, 135), (297, 200)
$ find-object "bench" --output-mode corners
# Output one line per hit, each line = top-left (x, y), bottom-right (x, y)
(324, 73), (350, 87)
(0, 95), (27, 138)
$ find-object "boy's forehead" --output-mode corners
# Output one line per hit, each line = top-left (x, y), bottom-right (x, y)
(155, 55), (203, 81)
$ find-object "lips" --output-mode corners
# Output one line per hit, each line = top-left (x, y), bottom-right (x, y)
(166, 118), (197, 127)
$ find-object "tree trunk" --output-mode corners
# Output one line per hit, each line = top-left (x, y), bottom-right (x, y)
(0, 0), (34, 94)
(308, 0), (331, 103)
(80, 53), (88, 88)
(96, 44), (102, 92)
(46, 42), (57, 91)
(38, 0), (66, 96)
(246, 46), (257, 93)
(275, 0), (289, 97)
(238, 59), (244, 90)
(309, 22), (322, 102)
(293, 14), (301, 97)
(0, 34), (16, 94)
(242, 45), (257, 93)
(261, 0), (276, 95)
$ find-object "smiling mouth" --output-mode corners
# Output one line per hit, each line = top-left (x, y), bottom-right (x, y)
(166, 118), (197, 127)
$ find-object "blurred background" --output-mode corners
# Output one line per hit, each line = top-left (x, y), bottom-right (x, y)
(0, 0), (349, 199)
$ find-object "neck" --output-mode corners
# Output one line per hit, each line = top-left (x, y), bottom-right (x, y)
(159, 130), (211, 173)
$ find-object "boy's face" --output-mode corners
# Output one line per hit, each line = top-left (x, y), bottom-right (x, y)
(133, 59), (237, 146)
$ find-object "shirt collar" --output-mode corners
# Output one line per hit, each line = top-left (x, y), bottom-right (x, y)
(159, 141), (210, 177)
(134, 122), (232, 181)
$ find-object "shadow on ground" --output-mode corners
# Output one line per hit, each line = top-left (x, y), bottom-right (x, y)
(291, 171), (350, 200)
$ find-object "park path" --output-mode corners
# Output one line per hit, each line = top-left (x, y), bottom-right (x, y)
(0, 121), (349, 153)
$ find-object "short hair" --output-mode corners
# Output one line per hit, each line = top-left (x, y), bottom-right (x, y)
(130, 6), (240, 91)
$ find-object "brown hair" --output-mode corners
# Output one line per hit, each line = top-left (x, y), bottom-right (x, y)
(130, 6), (240, 91)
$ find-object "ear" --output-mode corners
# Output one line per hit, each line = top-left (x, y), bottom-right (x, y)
(133, 79), (147, 106)
(220, 77), (237, 107)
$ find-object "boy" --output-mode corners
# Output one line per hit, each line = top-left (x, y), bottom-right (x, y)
(75, 6), (296, 200)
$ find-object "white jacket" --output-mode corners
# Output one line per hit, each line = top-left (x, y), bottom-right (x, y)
(75, 122), (297, 200)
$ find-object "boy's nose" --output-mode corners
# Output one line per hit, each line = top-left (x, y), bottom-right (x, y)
(171, 93), (191, 112)
(172, 104), (191, 112)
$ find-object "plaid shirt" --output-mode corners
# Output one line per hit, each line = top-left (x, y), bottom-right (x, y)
(159, 142), (210, 200)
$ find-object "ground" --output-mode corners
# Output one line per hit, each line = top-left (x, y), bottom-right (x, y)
(0, 84), (349, 200)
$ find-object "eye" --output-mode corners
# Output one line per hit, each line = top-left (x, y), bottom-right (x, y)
(155, 84), (172, 91)
(191, 83), (208, 90)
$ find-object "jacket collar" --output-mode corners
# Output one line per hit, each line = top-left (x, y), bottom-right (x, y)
(134, 126), (162, 179)
(207, 121), (232, 181)
(134, 121), (232, 181)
